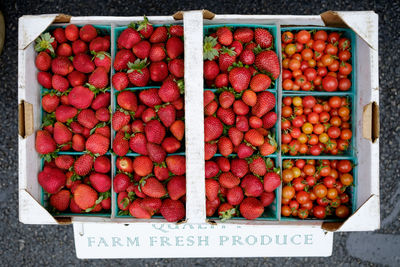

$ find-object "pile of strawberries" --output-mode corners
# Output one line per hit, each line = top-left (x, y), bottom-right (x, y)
(39, 155), (111, 213)
(114, 156), (186, 222)
(281, 29), (353, 91)
(206, 156), (280, 220)
(281, 95), (352, 156)
(281, 159), (353, 219)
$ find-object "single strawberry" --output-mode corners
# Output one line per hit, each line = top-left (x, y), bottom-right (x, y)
(218, 136), (233, 157)
(34, 32), (57, 54)
(118, 26), (141, 49)
(219, 172), (240, 189)
(154, 163), (169, 181)
(126, 59), (150, 87)
(250, 73), (271, 92)
(65, 24), (79, 41)
(219, 91), (235, 109)
(204, 101), (218, 116)
(114, 173), (131, 193)
(168, 58), (184, 78)
(89, 173), (111, 193)
(218, 203), (236, 221)
(252, 91), (276, 118)
(101, 197), (111, 210)
(237, 143), (254, 158)
(113, 131), (130, 156)
(262, 111), (277, 129)
(88, 67), (108, 89)
(147, 142), (166, 163)
(170, 120), (185, 141)
(77, 109), (98, 129)
(56, 43), (72, 57)
(216, 27), (233, 46)
(67, 70), (87, 87)
(53, 122), (72, 145)
(60, 95), (69, 105)
(86, 133), (109, 156)
(239, 49), (255, 65)
(112, 72), (129, 91)
(205, 178), (219, 201)
(69, 198), (83, 213)
(234, 28), (254, 43)
(231, 158), (248, 178)
(145, 120), (166, 144)
(205, 160), (219, 179)
(229, 40), (243, 56)
(94, 156), (111, 173)
(204, 60), (219, 80)
(217, 107), (235, 126)
(129, 199), (151, 218)
(89, 37), (109, 52)
(112, 110), (131, 131)
(166, 155), (186, 175)
(55, 105), (77, 123)
(248, 156), (267, 176)
(259, 135), (277, 156)
(51, 74), (69, 92)
(141, 108), (156, 122)
(50, 189), (70, 211)
(55, 155), (74, 170)
(254, 28), (273, 48)
(79, 24), (97, 42)
(53, 27), (67, 43)
(73, 53), (95, 73)
(72, 134), (85, 151)
(240, 197), (264, 220)
(35, 51), (52, 71)
(129, 132), (148, 155)
(133, 40), (151, 59)
(117, 91), (137, 112)
(74, 154), (94, 176)
(68, 86), (95, 109)
(93, 52), (111, 72)
(149, 61), (168, 82)
(95, 125), (111, 138)
(41, 94), (59, 113)
(255, 50), (280, 79)
(229, 66), (251, 93)
(218, 47), (236, 72)
(133, 156), (153, 176)
(203, 90), (215, 107)
(72, 39), (88, 54)
(158, 79), (181, 102)
(226, 186), (244, 206)
(204, 116), (223, 142)
(169, 25), (183, 37)
(160, 199), (185, 222)
(244, 129), (264, 147)
(37, 72), (52, 89)
(149, 26), (167, 43)
(260, 191), (275, 207)
(226, 127), (242, 147)
(141, 197), (162, 216)
(167, 176), (186, 200)
(38, 166), (66, 194)
(81, 127), (91, 139)
(116, 157), (133, 173)
(241, 174), (263, 197)
(236, 115), (249, 132)
(140, 177), (167, 198)
(233, 100), (250, 116)
(214, 73), (228, 88)
(204, 142), (217, 160)
(73, 184), (98, 210)
(206, 198), (220, 217)
(95, 107), (110, 122)
(114, 49), (135, 71)
(117, 191), (131, 211)
(149, 44), (166, 62)
(263, 172), (281, 192)
(216, 157), (230, 172)
(134, 105), (146, 119)
(166, 37), (184, 59)
(157, 104), (176, 127)
(131, 120), (145, 133)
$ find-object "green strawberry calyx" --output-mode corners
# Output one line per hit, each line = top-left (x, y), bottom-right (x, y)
(137, 16), (152, 31)
(85, 195), (104, 213)
(203, 36), (219, 61)
(127, 58), (149, 74)
(220, 46), (237, 56)
(35, 33), (55, 53)
(219, 208), (236, 222)
(91, 50), (111, 60)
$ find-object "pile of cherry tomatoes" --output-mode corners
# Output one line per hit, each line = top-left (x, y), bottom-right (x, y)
(281, 159), (353, 219)
(281, 29), (353, 92)
(281, 95), (352, 156)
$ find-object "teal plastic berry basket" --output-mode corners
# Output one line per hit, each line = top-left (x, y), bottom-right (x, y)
(280, 26), (357, 95)
(203, 24), (280, 92)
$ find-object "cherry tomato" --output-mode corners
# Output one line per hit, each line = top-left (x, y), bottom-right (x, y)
(314, 30), (328, 41)
(313, 124), (324, 135)
(303, 68), (317, 82)
(328, 32), (340, 44)
(292, 177), (305, 191)
(329, 96), (342, 108)
(292, 116), (304, 128)
(296, 30), (311, 44)
(310, 145), (322, 156)
(338, 78), (351, 91)
(281, 119), (291, 130)
(340, 173), (354, 186)
(339, 62), (352, 75)
(335, 205), (350, 218)
(282, 106), (293, 118)
(289, 59), (301, 71)
(285, 43), (297, 56)
(308, 59), (316, 68)
(281, 132), (292, 144)
(295, 159), (305, 169)
(330, 197), (341, 208)
(337, 160), (352, 173)
(322, 76), (338, 91)
(295, 43), (304, 53)
(302, 96), (316, 108)
(298, 208), (309, 219)
(330, 116), (342, 127)
(319, 111), (330, 123)
(314, 75), (322, 86)
(328, 126), (341, 139)
(282, 58), (290, 69)
(339, 50), (351, 61)
(301, 200), (313, 210)
(321, 54), (334, 66)
(304, 164), (315, 176)
(282, 196), (290, 205)
(327, 188), (338, 200)
(282, 185), (296, 199)
(339, 193), (350, 204)
(320, 165), (332, 177)
(282, 169), (295, 183)
(328, 60), (340, 72)
(313, 39), (326, 52)
(313, 205), (326, 219)
(317, 197), (330, 206)
(289, 200), (300, 210)
(313, 103), (323, 113)
(323, 176), (336, 189)
(290, 127), (301, 139)
(338, 38), (350, 50)
(296, 191), (310, 204)
(317, 67), (328, 77)
(282, 31), (294, 43)
(325, 43), (338, 55)
(283, 96), (292, 106)
(340, 129), (352, 140)
(301, 48), (313, 60)
(281, 205), (292, 216)
(313, 184), (327, 198)
(282, 79), (294, 90)
(302, 122), (313, 134)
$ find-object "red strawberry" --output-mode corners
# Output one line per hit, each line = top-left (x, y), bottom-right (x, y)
(234, 28), (254, 43)
(217, 107), (235, 126)
(51, 56), (73, 76)
(67, 70), (87, 87)
(73, 53), (95, 73)
(94, 156), (111, 173)
(219, 172), (240, 189)
(157, 104), (176, 127)
(227, 186), (244, 205)
(79, 24), (97, 42)
(263, 172), (281, 192)
(254, 28), (273, 48)
(231, 158), (248, 178)
(118, 192), (131, 211)
(35, 32), (57, 54)
(129, 199), (151, 218)
(114, 173), (131, 193)
(218, 203), (236, 221)
(160, 199), (185, 222)
(89, 173), (111, 192)
(166, 37), (183, 59)
(241, 174), (263, 197)
(233, 100), (249, 115)
(168, 58), (184, 78)
(65, 24), (79, 41)
(205, 160), (219, 179)
(114, 49), (135, 71)
(244, 129), (264, 146)
(88, 67), (108, 89)
(262, 111), (277, 129)
(129, 133), (148, 155)
(70, 198), (83, 213)
(53, 28), (67, 43)
(55, 155), (74, 170)
(133, 40), (151, 59)
(204, 101), (218, 116)
(252, 91), (276, 118)
(250, 73), (271, 92)
(240, 197), (264, 220)
(86, 133), (109, 156)
(145, 120), (166, 144)
(53, 122), (72, 145)
(249, 156), (267, 176)
(113, 131), (130, 156)
(229, 66), (251, 93)
(72, 134), (85, 151)
(117, 91), (137, 112)
(56, 43), (72, 57)
(255, 50), (280, 79)
(77, 109), (98, 129)
(92, 92), (110, 110)
(35, 51), (52, 71)
(73, 184), (98, 210)
(237, 143), (254, 159)
(74, 154), (94, 176)
(95, 125), (111, 138)
(141, 177), (166, 198)
(204, 116), (223, 142)
(112, 72), (129, 91)
(141, 108), (156, 122)
(126, 60), (150, 87)
(93, 52), (111, 72)
(95, 107), (110, 122)
(41, 94), (59, 113)
(150, 26), (167, 43)
(204, 90), (215, 107)
(154, 163), (169, 181)
(147, 142), (166, 163)
(149, 44), (166, 62)
(101, 197), (111, 210)
(149, 61), (168, 82)
(229, 40), (243, 56)
(141, 197), (162, 216)
(134, 105), (146, 119)
(118, 27), (141, 49)
(52, 74), (69, 92)
(219, 91), (235, 109)
(169, 25), (184, 37)
(50, 190), (70, 211)
(112, 110), (131, 131)
(216, 157), (230, 172)
(218, 136), (233, 157)
(90, 37), (109, 52)
(228, 127), (243, 147)
(133, 156), (153, 176)
(137, 17), (154, 38)
(216, 27), (233, 46)
(215, 73), (228, 88)
(205, 178), (219, 201)
(116, 157), (133, 173)
(239, 49), (255, 65)
(219, 47), (236, 72)
(260, 191), (275, 207)
(158, 79), (181, 102)
(167, 176), (186, 200)
(37, 72), (52, 89)
(170, 120), (184, 141)
(204, 60), (219, 80)
(72, 39), (88, 54)
(166, 155), (186, 175)
(38, 166), (66, 194)
(206, 198), (220, 217)
(204, 142), (217, 160)
(68, 86), (94, 109)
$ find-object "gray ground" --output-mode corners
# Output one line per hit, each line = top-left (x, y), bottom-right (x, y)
(1, 0), (399, 265)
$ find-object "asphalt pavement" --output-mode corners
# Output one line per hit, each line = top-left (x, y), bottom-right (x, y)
(1, 0), (399, 265)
